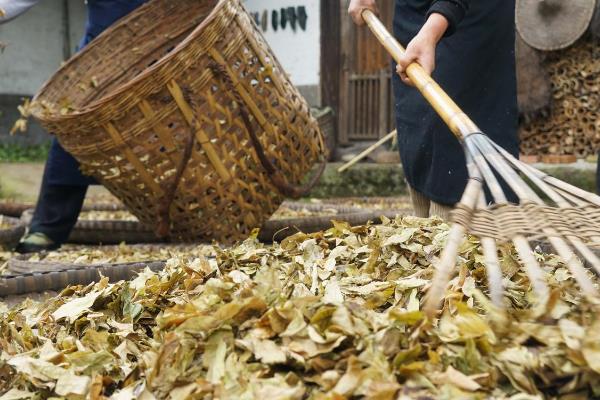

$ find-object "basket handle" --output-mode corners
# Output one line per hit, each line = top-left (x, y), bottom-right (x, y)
(156, 90), (197, 238)
(209, 62), (326, 199)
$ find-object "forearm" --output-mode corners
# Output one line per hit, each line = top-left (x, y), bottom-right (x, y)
(427, 0), (470, 36)
(0, 0), (40, 24)
(418, 13), (450, 45)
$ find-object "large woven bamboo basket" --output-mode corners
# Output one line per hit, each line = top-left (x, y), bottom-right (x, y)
(30, 0), (326, 243)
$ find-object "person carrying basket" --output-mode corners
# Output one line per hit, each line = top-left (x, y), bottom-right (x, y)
(1, 0), (147, 253)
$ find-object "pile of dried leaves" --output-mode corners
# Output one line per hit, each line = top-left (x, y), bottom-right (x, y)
(78, 207), (341, 223)
(22, 244), (216, 266)
(271, 205), (342, 220)
(78, 211), (138, 222)
(1, 216), (600, 399)
(321, 197), (412, 212)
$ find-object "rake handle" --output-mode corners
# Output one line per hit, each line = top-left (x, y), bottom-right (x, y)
(361, 10), (479, 140)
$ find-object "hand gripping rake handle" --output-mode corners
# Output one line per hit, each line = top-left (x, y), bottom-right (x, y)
(362, 10), (479, 140)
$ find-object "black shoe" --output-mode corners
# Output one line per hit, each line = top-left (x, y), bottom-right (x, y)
(15, 232), (60, 254)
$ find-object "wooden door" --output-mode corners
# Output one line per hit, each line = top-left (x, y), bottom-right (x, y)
(338, 0), (395, 144)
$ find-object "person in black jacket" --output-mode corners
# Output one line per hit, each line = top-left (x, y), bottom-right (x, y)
(349, 0), (519, 219)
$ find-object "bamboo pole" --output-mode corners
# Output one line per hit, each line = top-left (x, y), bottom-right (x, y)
(337, 130), (397, 173)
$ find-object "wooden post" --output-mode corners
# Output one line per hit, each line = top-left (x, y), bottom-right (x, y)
(338, 0), (353, 145)
(378, 69), (389, 138)
(320, 0), (341, 155)
(62, 0), (71, 59)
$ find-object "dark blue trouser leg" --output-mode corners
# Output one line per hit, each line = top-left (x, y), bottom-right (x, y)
(30, 139), (95, 244)
(30, 184), (88, 244)
(28, 0), (147, 246)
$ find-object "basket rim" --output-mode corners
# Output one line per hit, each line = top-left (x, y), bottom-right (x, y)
(31, 0), (228, 122)
(8, 243), (198, 273)
(8, 255), (164, 274)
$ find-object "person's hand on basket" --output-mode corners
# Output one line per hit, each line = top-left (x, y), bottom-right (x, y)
(396, 13), (449, 86)
(348, 0), (379, 26)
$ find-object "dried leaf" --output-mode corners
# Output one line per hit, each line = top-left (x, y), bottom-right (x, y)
(434, 366), (481, 392)
(0, 389), (35, 400)
(55, 372), (91, 396)
(52, 290), (102, 323)
(248, 338), (287, 365)
(323, 279), (344, 304)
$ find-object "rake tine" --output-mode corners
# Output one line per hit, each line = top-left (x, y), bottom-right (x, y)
(518, 162), (600, 245)
(515, 159), (600, 245)
(493, 146), (600, 275)
(470, 135), (538, 200)
(540, 175), (600, 207)
(546, 236), (599, 298)
(553, 187), (593, 207)
(512, 236), (550, 304)
(465, 137), (550, 303)
(473, 136), (599, 300)
(425, 223), (469, 316)
(464, 136), (508, 203)
(424, 163), (482, 316)
(492, 142), (600, 207)
(569, 238), (600, 277)
(493, 143), (593, 206)
(476, 192), (505, 309)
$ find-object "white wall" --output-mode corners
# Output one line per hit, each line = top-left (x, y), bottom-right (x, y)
(0, 0), (86, 96)
(0, 1), (321, 101)
(0, 0), (86, 142)
(243, 0), (321, 93)
(0, 1), (64, 95)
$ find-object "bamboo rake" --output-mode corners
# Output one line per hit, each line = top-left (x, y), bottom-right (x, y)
(362, 10), (600, 316)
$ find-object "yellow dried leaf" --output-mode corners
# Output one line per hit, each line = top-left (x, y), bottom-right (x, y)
(434, 366), (481, 392)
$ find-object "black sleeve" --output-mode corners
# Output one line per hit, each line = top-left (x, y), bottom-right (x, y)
(426, 0), (470, 36)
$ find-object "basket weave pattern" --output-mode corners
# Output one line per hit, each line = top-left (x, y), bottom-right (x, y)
(32, 0), (325, 242)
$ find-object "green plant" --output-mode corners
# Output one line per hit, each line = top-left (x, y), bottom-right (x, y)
(0, 143), (50, 163)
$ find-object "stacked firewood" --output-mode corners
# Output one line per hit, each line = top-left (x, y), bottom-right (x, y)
(520, 35), (600, 157)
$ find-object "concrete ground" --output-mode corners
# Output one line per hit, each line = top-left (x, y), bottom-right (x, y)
(0, 162), (111, 202)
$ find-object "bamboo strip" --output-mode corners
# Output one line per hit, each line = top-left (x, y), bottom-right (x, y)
(337, 130), (397, 173)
